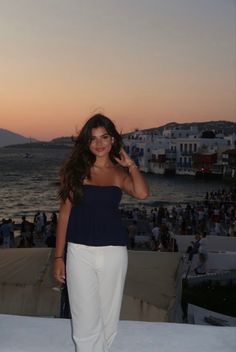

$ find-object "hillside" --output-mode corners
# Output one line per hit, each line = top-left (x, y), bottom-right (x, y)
(142, 120), (236, 135)
(0, 128), (38, 147)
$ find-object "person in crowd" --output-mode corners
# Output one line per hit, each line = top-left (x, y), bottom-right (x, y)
(49, 212), (57, 236)
(34, 211), (45, 239)
(186, 234), (201, 261)
(127, 220), (138, 249)
(158, 224), (171, 251)
(45, 214), (57, 247)
(151, 223), (160, 242)
(42, 212), (47, 238)
(150, 235), (158, 251)
(54, 114), (149, 352)
(167, 237), (178, 252)
(0, 219), (11, 248)
(20, 216), (34, 247)
(34, 211), (40, 224)
(45, 230), (56, 247)
(51, 212), (58, 226)
(194, 232), (208, 275)
(8, 218), (15, 247)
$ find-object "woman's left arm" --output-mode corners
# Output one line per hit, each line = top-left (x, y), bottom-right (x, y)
(114, 148), (149, 200)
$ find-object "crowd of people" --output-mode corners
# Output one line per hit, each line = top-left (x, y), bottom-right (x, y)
(0, 211), (57, 248)
(122, 187), (236, 252)
(1, 188), (235, 253)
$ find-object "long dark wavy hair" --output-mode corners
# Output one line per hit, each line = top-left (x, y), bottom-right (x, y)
(58, 114), (123, 203)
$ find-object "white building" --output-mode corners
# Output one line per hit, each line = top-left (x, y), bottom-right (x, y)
(149, 139), (176, 175)
(225, 133), (236, 149)
(175, 136), (229, 176)
(123, 126), (233, 176)
(163, 125), (198, 139)
(123, 133), (152, 172)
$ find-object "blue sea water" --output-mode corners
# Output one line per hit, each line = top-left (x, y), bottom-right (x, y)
(0, 147), (229, 223)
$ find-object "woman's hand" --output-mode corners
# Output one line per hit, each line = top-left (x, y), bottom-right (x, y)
(114, 148), (136, 168)
(115, 148), (149, 200)
(53, 258), (66, 284)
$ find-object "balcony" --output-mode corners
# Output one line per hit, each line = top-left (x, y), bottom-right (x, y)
(180, 150), (195, 156)
(177, 162), (192, 168)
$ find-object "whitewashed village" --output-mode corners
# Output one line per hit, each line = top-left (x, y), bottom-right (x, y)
(122, 122), (236, 179)
(122, 122), (236, 331)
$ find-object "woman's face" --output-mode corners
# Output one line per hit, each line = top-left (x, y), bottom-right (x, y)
(89, 126), (113, 157)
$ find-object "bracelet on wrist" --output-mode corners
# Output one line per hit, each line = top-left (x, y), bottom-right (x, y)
(127, 161), (135, 168)
(54, 256), (64, 260)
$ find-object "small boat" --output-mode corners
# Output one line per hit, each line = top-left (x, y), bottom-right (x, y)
(24, 152), (33, 158)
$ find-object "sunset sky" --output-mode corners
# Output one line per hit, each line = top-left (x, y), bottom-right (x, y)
(0, 0), (235, 140)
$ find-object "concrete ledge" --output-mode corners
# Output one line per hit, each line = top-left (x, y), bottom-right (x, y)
(0, 314), (235, 352)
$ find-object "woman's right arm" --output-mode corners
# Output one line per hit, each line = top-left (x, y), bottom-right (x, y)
(53, 198), (72, 284)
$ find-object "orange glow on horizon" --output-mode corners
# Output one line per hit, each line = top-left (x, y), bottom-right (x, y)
(0, 1), (235, 140)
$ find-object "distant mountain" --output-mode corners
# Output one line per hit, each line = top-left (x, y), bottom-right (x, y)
(0, 128), (38, 147)
(51, 136), (74, 146)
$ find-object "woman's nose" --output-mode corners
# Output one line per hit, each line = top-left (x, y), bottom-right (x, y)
(95, 138), (102, 145)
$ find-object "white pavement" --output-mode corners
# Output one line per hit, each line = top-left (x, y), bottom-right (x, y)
(0, 314), (235, 352)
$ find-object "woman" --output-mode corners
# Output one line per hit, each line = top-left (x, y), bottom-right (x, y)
(54, 114), (149, 352)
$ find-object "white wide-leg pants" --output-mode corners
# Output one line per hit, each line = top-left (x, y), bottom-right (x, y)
(66, 242), (128, 352)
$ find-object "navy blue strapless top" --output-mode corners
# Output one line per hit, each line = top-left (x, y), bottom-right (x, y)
(66, 185), (128, 246)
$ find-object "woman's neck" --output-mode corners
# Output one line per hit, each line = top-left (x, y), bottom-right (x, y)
(93, 157), (112, 168)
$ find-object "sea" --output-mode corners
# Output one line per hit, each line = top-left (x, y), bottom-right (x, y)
(0, 146), (230, 224)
